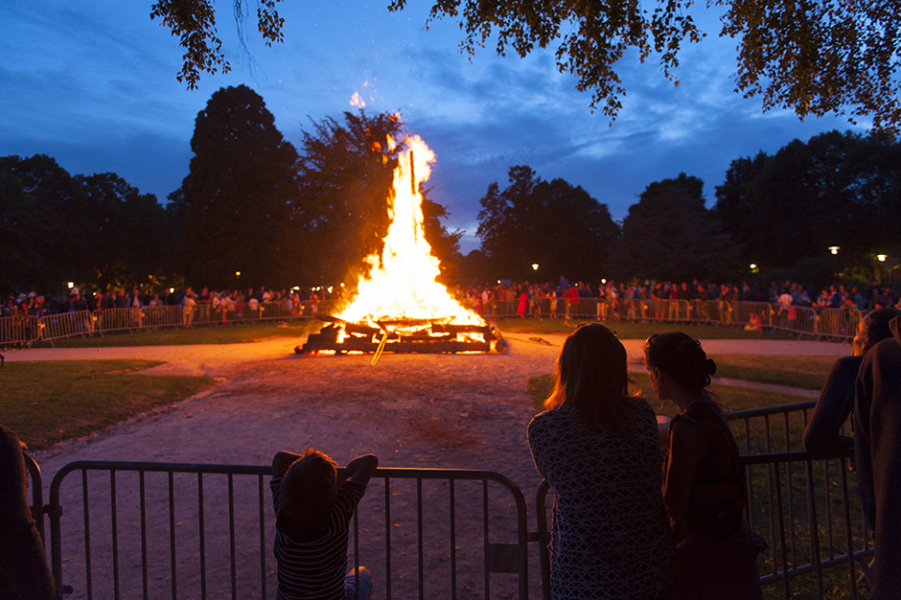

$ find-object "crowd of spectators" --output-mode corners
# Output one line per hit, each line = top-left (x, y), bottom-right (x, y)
(451, 277), (901, 320)
(3, 278), (899, 323)
(0, 285), (341, 321)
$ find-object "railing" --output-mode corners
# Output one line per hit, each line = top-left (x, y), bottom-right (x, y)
(533, 399), (869, 600)
(43, 462), (530, 600)
(1, 298), (863, 347)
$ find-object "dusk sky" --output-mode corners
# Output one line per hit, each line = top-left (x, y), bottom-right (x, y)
(2, 1), (866, 252)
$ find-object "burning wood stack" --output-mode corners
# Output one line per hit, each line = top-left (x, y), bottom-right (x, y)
(295, 133), (504, 359)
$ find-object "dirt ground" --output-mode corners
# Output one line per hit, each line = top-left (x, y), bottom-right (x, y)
(13, 333), (848, 599)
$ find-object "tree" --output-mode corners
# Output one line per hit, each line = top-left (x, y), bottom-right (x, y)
(0, 155), (96, 293)
(715, 130), (901, 274)
(151, 0), (285, 89)
(390, 0), (900, 134)
(174, 84), (300, 289)
(294, 110), (462, 287)
(609, 173), (737, 281)
(476, 166), (619, 281)
(76, 173), (177, 291)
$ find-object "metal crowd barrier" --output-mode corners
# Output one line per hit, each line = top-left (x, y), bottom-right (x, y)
(533, 399), (869, 600)
(0, 299), (863, 347)
(42, 462), (530, 600)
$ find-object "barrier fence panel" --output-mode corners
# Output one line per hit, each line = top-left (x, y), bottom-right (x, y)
(0, 314), (39, 346)
(46, 462), (530, 600)
(535, 447), (869, 600)
(2, 297), (862, 348)
(41, 311), (93, 345)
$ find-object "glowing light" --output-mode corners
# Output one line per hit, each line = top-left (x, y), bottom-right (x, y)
(532, 263), (539, 271)
(235, 271), (241, 278)
(877, 254), (887, 262)
(829, 246), (840, 255)
(67, 281), (74, 289)
(337, 134), (484, 328)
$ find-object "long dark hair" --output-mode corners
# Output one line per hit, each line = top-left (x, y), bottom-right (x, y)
(545, 324), (638, 432)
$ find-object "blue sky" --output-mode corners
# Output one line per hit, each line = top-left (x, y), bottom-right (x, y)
(1, 1), (865, 252)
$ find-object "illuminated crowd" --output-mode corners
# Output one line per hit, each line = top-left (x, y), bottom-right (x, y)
(3, 278), (900, 322)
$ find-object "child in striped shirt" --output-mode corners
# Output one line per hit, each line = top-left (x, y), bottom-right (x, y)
(271, 449), (378, 600)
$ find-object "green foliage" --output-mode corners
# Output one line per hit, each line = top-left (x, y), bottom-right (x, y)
(715, 130), (901, 276)
(0, 360), (215, 449)
(150, 0), (285, 89)
(608, 173), (738, 281)
(476, 166), (619, 281)
(176, 84), (300, 289)
(388, 0), (901, 134)
(0, 156), (175, 294)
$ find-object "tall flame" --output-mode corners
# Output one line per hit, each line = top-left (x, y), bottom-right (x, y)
(337, 135), (484, 326)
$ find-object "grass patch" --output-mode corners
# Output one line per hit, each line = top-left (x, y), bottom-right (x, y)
(0, 360), (216, 450)
(498, 318), (798, 340)
(42, 321), (316, 348)
(711, 355), (835, 391)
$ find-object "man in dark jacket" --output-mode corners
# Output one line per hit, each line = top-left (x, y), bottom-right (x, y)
(855, 314), (901, 599)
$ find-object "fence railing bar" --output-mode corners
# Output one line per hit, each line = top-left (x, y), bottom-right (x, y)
(784, 414), (798, 568)
(228, 473), (237, 600)
(482, 479), (490, 600)
(774, 462), (791, 598)
(83, 468), (93, 600)
(198, 473), (207, 600)
(139, 471), (148, 600)
(805, 459), (825, 599)
(839, 457), (859, 600)
(168, 471), (176, 600)
(417, 478), (424, 600)
(385, 476), (392, 600)
(450, 478), (457, 600)
(109, 470), (120, 600)
(759, 548), (875, 585)
(258, 474), (267, 599)
(824, 459), (835, 560)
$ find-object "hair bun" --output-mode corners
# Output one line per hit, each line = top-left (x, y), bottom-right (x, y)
(706, 358), (717, 376)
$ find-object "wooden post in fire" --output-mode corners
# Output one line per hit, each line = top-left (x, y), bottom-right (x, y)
(409, 150), (416, 196)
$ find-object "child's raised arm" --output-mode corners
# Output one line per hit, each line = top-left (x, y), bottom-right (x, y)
(272, 450), (302, 477)
(344, 454), (379, 486)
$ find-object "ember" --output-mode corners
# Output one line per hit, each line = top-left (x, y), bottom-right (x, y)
(297, 133), (504, 359)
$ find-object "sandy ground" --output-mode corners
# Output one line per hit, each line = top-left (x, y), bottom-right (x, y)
(9, 333), (849, 599)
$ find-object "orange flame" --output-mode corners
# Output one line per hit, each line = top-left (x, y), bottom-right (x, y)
(337, 134), (484, 327)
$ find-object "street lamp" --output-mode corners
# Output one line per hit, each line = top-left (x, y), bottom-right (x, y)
(749, 263), (758, 274)
(877, 254), (887, 262)
(531, 263), (539, 271)
(829, 246), (840, 280)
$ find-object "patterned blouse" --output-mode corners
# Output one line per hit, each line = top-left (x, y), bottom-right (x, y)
(529, 401), (675, 600)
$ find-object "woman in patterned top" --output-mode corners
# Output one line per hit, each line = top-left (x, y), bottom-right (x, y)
(645, 332), (766, 600)
(528, 324), (675, 600)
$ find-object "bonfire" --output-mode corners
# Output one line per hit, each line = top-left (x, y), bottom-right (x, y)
(297, 134), (503, 360)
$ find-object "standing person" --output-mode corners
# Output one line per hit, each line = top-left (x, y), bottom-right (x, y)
(0, 426), (56, 600)
(271, 449), (378, 600)
(516, 289), (528, 319)
(854, 314), (901, 599)
(803, 308), (901, 455)
(529, 324), (675, 600)
(645, 332), (766, 600)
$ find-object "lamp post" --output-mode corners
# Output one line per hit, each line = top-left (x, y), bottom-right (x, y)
(829, 246), (840, 280)
(877, 254), (888, 283)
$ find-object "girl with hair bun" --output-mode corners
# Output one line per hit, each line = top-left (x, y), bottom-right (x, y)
(645, 332), (766, 600)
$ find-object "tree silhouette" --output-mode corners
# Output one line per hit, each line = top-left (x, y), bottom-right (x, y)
(477, 166), (619, 281)
(175, 84), (300, 289)
(610, 173), (737, 282)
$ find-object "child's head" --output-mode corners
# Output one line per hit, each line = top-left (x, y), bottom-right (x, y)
(279, 448), (338, 526)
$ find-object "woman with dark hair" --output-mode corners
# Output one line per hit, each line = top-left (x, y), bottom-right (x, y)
(528, 324), (674, 600)
(645, 332), (765, 600)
